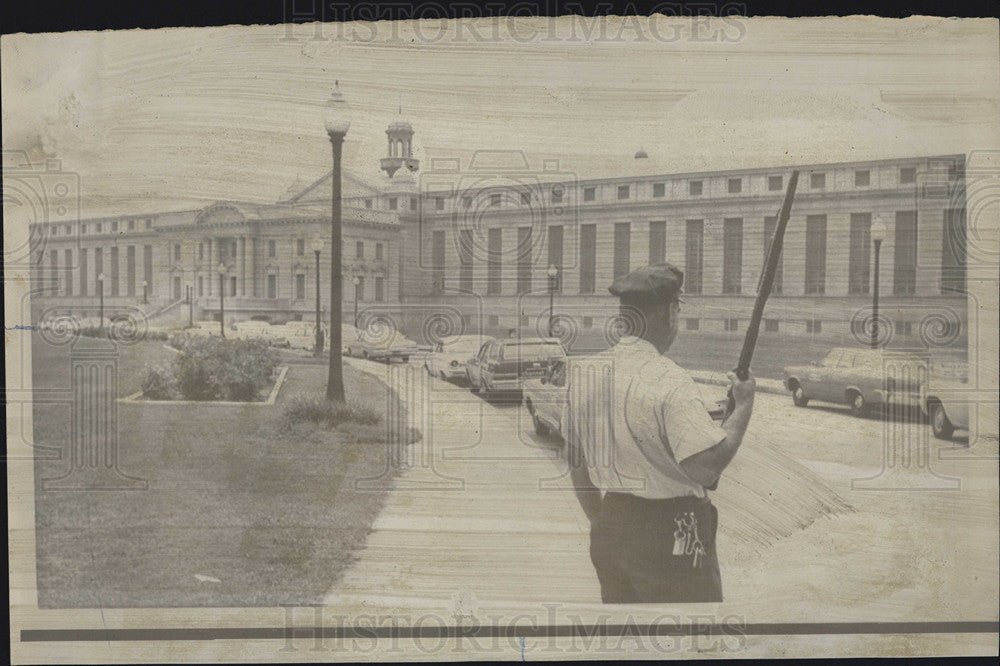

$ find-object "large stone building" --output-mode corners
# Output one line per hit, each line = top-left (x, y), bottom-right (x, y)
(29, 117), (968, 349)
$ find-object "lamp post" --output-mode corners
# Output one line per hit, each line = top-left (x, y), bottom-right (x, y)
(141, 280), (148, 305)
(97, 273), (105, 331)
(310, 236), (324, 356)
(352, 275), (360, 328)
(870, 217), (887, 349)
(547, 264), (559, 338)
(217, 262), (227, 338)
(324, 81), (351, 403)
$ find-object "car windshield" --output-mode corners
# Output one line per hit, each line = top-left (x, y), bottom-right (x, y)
(444, 340), (482, 352)
(500, 342), (564, 360)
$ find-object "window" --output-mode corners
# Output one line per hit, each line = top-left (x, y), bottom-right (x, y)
(617, 185), (630, 200)
(172, 276), (181, 301)
(79, 248), (88, 295)
(110, 247), (119, 296)
(365, 198), (373, 209)
(613, 223), (631, 278)
(768, 175), (783, 191)
(551, 185), (564, 203)
(231, 241), (237, 257)
(763, 216), (783, 295)
(725, 318), (739, 332)
(112, 221), (119, 232)
(267, 275), (277, 299)
(652, 183), (665, 198)
(64, 249), (73, 295)
(521, 191), (531, 205)
(810, 173), (826, 189)
(728, 178), (742, 194)
(431, 230), (445, 294)
(96, 223), (102, 233)
(375, 242), (383, 260)
(297, 239), (304, 256)
(48, 251), (58, 294)
(685, 220), (704, 294)
(145, 219), (152, 229)
(435, 197), (444, 211)
(199, 243), (204, 260)
(375, 277), (384, 302)
(458, 229), (473, 293)
(722, 218), (743, 294)
(583, 317), (594, 329)
(462, 196), (472, 209)
(941, 208), (966, 294)
(580, 224), (596, 294)
(584, 187), (596, 202)
(143, 245), (153, 294)
(686, 318), (700, 331)
(126, 246), (135, 296)
(547, 225), (563, 293)
(895, 321), (912, 336)
(81, 224), (87, 234)
(388, 197), (398, 210)
(128, 219), (135, 230)
(229, 276), (237, 297)
(491, 193), (501, 207)
(805, 319), (822, 334)
(174, 243), (181, 261)
(805, 214), (827, 294)
(689, 180), (702, 196)
(356, 241), (364, 258)
(848, 213), (872, 294)
(764, 319), (779, 332)
(197, 276), (203, 297)
(855, 170), (870, 187)
(410, 197), (417, 211)
(487, 228), (502, 295)
(948, 162), (964, 181)
(649, 221), (666, 264)
(295, 274), (305, 300)
(268, 240), (276, 257)
(517, 226), (532, 295)
(900, 167), (916, 184)
(893, 211), (917, 295)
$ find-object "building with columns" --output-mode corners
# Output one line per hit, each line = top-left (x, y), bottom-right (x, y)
(29, 116), (967, 348)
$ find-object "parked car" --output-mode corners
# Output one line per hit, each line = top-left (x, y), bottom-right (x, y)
(783, 347), (928, 417)
(184, 320), (224, 336)
(231, 320), (289, 347)
(921, 362), (970, 440)
(271, 321), (326, 350)
(353, 327), (419, 363)
(522, 359), (569, 438)
(467, 337), (566, 399)
(425, 335), (495, 381)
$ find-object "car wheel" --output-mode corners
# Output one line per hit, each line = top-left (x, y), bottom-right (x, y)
(792, 384), (809, 407)
(930, 402), (955, 440)
(848, 391), (868, 418)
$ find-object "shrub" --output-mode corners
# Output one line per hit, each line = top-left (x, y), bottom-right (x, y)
(140, 362), (177, 400)
(172, 336), (277, 401)
(283, 395), (380, 428)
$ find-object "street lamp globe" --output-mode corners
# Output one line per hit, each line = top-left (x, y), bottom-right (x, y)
(309, 237), (324, 253)
(323, 81), (352, 136)
(97, 272), (105, 282)
(871, 218), (887, 243)
(547, 265), (559, 278)
(352, 275), (360, 286)
(217, 262), (227, 275)
(141, 280), (147, 288)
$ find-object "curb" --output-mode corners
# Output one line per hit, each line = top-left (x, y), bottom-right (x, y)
(689, 370), (788, 396)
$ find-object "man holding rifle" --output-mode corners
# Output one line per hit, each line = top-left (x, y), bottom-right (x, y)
(565, 263), (756, 603)
(566, 171), (798, 603)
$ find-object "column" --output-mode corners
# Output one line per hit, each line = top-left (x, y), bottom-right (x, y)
(826, 212), (852, 296)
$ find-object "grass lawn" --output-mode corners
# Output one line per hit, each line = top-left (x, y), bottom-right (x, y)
(32, 332), (405, 607)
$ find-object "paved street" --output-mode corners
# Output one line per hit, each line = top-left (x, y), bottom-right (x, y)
(324, 357), (998, 635)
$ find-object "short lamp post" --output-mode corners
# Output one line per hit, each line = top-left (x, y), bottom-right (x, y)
(97, 273), (105, 331)
(324, 81), (351, 403)
(141, 280), (148, 305)
(310, 236), (325, 356)
(217, 262), (227, 338)
(547, 265), (559, 338)
(870, 216), (887, 349)
(352, 275), (361, 328)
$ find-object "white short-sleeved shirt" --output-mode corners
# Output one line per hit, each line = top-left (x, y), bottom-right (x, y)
(565, 336), (727, 499)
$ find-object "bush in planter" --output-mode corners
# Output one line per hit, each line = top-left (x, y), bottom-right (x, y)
(173, 336), (277, 401)
(141, 362), (177, 400)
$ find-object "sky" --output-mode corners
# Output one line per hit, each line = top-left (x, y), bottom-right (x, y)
(2, 16), (998, 218)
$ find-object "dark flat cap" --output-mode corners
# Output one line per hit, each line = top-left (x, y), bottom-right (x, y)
(608, 262), (684, 303)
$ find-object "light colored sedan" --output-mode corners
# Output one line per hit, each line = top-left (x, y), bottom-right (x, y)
(425, 335), (495, 382)
(271, 321), (326, 350)
(355, 328), (419, 363)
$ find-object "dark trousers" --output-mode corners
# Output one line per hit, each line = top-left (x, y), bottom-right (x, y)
(589, 492), (723, 603)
